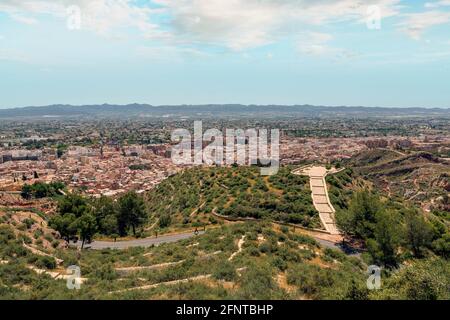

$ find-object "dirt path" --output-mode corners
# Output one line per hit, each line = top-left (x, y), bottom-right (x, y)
(109, 267), (249, 294)
(115, 251), (222, 274)
(115, 260), (185, 273)
(27, 265), (88, 283)
(228, 235), (245, 261)
(190, 201), (206, 217)
(23, 242), (64, 265)
(144, 218), (159, 231)
(108, 274), (213, 294)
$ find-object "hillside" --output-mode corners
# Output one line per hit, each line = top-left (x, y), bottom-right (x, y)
(145, 166), (321, 231)
(1, 163), (449, 300)
(0, 192), (61, 250)
(0, 220), (362, 299)
(347, 150), (450, 212)
(2, 219), (448, 300)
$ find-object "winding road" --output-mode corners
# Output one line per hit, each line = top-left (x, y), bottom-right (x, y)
(72, 231), (205, 250)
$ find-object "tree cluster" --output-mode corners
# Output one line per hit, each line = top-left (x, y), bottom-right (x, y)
(337, 190), (448, 267)
(49, 191), (148, 248)
(21, 182), (65, 199)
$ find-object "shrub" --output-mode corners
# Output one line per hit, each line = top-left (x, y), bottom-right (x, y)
(26, 255), (39, 264)
(159, 214), (172, 228)
(212, 261), (237, 281)
(0, 226), (16, 244)
(182, 217), (190, 224)
(23, 218), (35, 229)
(271, 256), (288, 271)
(238, 263), (275, 299)
(432, 233), (450, 258)
(324, 248), (346, 262)
(287, 264), (335, 298)
(18, 234), (32, 244)
(3, 243), (28, 258)
(94, 263), (117, 281)
(33, 229), (44, 240)
(35, 256), (56, 270)
(259, 239), (278, 254)
(280, 225), (289, 234)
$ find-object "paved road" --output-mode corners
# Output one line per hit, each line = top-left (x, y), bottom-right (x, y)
(72, 231), (205, 250)
(315, 238), (361, 256)
(71, 227), (360, 255)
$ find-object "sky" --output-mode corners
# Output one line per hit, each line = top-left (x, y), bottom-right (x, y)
(0, 0), (450, 109)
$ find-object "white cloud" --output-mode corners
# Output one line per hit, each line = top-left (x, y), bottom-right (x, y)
(0, 0), (164, 37)
(425, 1), (450, 8)
(153, 0), (402, 50)
(297, 32), (334, 55)
(0, 0), (403, 50)
(296, 31), (357, 60)
(398, 11), (450, 40)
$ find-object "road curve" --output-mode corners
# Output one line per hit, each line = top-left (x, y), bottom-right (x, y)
(72, 231), (205, 250)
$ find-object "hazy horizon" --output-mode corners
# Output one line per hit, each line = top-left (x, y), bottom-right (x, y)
(1, 102), (450, 112)
(1, 1), (450, 109)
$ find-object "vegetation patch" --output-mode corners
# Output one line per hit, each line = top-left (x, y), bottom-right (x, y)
(146, 166), (320, 229)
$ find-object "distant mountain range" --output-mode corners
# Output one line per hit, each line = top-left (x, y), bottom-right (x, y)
(0, 104), (449, 120)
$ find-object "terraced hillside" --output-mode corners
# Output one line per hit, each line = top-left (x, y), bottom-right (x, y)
(2, 162), (449, 300)
(2, 220), (448, 300)
(0, 202), (63, 252)
(347, 150), (450, 212)
(146, 166), (321, 231)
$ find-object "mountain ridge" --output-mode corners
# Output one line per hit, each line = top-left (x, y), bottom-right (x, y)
(1, 104), (449, 119)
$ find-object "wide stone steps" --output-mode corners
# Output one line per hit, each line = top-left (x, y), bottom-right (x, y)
(293, 165), (341, 235)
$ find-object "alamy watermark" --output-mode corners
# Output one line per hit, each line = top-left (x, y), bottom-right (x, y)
(366, 265), (381, 290)
(171, 121), (279, 175)
(66, 265), (82, 290)
(367, 5), (382, 30)
(66, 5), (82, 30)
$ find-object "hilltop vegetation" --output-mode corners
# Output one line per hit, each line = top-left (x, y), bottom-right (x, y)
(1, 220), (448, 300)
(21, 182), (65, 200)
(146, 166), (320, 230)
(1, 159), (449, 300)
(49, 192), (149, 247)
(0, 207), (63, 252)
(16, 166), (319, 248)
(327, 166), (449, 267)
(3, 221), (362, 299)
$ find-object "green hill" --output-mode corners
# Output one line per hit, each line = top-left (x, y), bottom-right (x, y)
(146, 166), (320, 230)
(2, 219), (448, 300)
